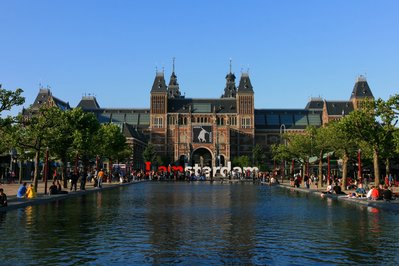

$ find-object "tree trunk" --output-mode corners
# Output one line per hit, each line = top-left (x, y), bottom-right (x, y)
(373, 148), (380, 186)
(18, 160), (23, 184)
(33, 150), (40, 192)
(385, 158), (390, 177)
(341, 152), (349, 191)
(62, 157), (68, 188)
(318, 150), (323, 187)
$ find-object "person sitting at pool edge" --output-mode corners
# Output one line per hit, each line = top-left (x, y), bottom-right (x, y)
(26, 184), (36, 199)
(49, 181), (58, 195)
(17, 182), (27, 198)
(383, 186), (393, 202)
(355, 183), (366, 197)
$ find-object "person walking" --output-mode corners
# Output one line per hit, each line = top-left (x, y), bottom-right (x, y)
(97, 169), (104, 188)
(70, 171), (78, 191)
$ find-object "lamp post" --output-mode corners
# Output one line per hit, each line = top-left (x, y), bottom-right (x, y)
(9, 148), (17, 181)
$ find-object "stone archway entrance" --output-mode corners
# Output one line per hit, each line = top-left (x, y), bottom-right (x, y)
(191, 148), (213, 168)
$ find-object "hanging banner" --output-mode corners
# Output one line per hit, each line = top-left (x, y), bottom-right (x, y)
(192, 126), (212, 143)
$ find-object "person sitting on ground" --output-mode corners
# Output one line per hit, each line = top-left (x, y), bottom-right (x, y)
(377, 184), (384, 200)
(355, 183), (366, 197)
(333, 183), (346, 195)
(324, 184), (333, 194)
(383, 186), (393, 202)
(367, 186), (380, 200)
(26, 184), (36, 199)
(294, 177), (300, 188)
(366, 186), (374, 199)
(49, 181), (58, 195)
(0, 188), (7, 207)
(56, 180), (68, 194)
(17, 182), (28, 198)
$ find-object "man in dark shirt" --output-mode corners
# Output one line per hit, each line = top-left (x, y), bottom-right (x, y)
(383, 186), (393, 202)
(0, 188), (8, 207)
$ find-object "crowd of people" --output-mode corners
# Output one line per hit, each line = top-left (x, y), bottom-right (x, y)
(288, 172), (397, 202)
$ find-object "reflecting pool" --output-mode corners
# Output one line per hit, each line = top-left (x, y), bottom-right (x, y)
(1, 182), (399, 265)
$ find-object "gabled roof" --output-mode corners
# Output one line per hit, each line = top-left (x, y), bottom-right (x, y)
(167, 98), (237, 113)
(324, 100), (354, 116)
(350, 76), (374, 99)
(31, 89), (70, 111)
(305, 97), (324, 110)
(151, 72), (167, 93)
(237, 72), (254, 93)
(122, 123), (148, 143)
(77, 96), (100, 110)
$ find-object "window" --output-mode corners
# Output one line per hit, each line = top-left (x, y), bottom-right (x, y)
(217, 117), (225, 125)
(241, 117), (251, 128)
(229, 116), (237, 125)
(153, 117), (163, 128)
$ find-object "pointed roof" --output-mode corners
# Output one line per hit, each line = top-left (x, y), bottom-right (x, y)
(350, 75), (374, 100)
(122, 123), (148, 143)
(151, 72), (167, 93)
(167, 71), (182, 98)
(222, 72), (237, 98)
(237, 72), (254, 93)
(31, 88), (70, 111)
(77, 95), (100, 110)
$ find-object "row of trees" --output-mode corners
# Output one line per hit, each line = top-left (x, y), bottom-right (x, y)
(272, 95), (399, 189)
(0, 86), (130, 192)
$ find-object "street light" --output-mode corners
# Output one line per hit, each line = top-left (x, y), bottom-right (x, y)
(9, 148), (17, 182)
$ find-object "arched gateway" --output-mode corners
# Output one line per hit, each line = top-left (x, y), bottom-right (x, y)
(191, 148), (213, 167)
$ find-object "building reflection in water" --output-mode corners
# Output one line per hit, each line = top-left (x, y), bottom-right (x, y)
(145, 183), (258, 263)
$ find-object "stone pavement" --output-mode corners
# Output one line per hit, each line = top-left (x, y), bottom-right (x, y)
(0, 179), (140, 212)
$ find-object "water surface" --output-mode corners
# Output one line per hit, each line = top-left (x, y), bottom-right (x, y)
(0, 182), (398, 265)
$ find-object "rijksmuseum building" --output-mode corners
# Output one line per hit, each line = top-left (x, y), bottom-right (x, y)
(29, 67), (374, 169)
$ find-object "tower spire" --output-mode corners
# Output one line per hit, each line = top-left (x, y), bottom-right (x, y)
(172, 57), (176, 73)
(229, 58), (232, 73)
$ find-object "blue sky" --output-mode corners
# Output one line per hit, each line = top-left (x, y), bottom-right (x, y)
(1, 0), (398, 115)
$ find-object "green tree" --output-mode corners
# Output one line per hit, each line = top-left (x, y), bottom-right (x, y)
(97, 123), (130, 172)
(284, 129), (313, 177)
(46, 108), (79, 187)
(0, 85), (25, 153)
(252, 144), (265, 169)
(325, 121), (358, 190)
(232, 155), (250, 168)
(0, 85), (24, 116)
(375, 95), (399, 177)
(340, 106), (384, 185)
(312, 126), (334, 187)
(69, 109), (100, 171)
(12, 106), (63, 192)
(142, 143), (157, 169)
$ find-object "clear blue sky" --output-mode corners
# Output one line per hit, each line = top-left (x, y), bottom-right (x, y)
(1, 0), (398, 115)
